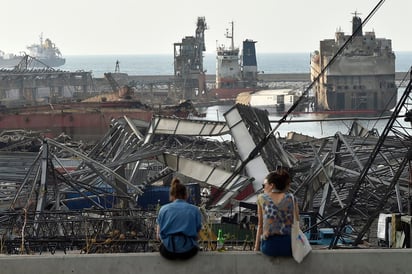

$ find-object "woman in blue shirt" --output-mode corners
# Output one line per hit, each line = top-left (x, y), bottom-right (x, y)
(156, 178), (202, 260)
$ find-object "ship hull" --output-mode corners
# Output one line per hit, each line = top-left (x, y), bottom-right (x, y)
(310, 15), (397, 112)
(32, 57), (66, 67)
(0, 56), (65, 68)
(0, 57), (22, 68)
(0, 102), (187, 141)
(0, 108), (151, 141)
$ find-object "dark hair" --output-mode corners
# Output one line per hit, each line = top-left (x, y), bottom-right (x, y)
(170, 178), (187, 199)
(265, 168), (291, 191)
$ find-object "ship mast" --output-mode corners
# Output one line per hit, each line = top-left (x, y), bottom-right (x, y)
(226, 21), (235, 50)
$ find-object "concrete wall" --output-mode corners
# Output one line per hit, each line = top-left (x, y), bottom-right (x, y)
(1, 249), (411, 274)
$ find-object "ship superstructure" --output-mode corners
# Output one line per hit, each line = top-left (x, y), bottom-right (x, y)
(310, 13), (397, 112)
(0, 33), (65, 68)
(212, 21), (258, 99)
(26, 33), (66, 67)
(215, 21), (241, 90)
(241, 39), (258, 84)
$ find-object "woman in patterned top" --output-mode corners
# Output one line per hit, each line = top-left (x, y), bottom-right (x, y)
(254, 168), (296, 256)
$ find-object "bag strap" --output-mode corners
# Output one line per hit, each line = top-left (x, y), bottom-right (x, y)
(291, 194), (299, 224)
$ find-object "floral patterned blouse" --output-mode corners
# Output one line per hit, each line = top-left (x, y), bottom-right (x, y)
(257, 192), (294, 236)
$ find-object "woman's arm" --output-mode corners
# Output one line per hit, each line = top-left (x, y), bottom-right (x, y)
(254, 203), (263, 251)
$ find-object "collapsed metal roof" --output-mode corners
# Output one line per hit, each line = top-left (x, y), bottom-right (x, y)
(1, 73), (412, 249)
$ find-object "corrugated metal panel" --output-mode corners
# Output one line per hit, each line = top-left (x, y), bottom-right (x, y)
(144, 116), (230, 144)
(224, 106), (269, 192)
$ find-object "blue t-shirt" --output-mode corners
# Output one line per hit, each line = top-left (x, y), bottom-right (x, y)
(157, 199), (202, 253)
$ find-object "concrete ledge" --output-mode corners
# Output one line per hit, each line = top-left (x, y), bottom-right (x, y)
(1, 249), (412, 274)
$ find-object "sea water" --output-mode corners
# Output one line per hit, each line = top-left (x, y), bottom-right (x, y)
(60, 52), (412, 78)
(200, 92), (408, 139)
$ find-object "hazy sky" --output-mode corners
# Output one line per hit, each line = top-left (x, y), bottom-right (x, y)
(1, 0), (410, 55)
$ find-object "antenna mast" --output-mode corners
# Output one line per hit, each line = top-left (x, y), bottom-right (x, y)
(225, 21), (234, 50)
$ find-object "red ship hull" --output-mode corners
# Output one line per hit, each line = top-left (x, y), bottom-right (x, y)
(0, 101), (189, 141)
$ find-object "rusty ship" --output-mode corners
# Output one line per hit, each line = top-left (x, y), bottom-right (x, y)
(310, 13), (397, 112)
(0, 100), (197, 142)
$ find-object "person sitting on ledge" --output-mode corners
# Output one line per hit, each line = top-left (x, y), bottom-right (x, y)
(254, 168), (295, 257)
(156, 178), (202, 260)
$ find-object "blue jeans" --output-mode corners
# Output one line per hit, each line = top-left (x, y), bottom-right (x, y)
(261, 234), (292, 257)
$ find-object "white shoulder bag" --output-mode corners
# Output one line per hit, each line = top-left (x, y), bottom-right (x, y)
(291, 194), (312, 263)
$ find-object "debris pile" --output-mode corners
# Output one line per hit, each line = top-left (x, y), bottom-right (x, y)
(0, 73), (412, 252)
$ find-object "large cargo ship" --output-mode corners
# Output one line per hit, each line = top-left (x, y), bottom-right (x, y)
(26, 34), (66, 67)
(209, 22), (258, 100)
(0, 34), (65, 68)
(310, 13), (397, 112)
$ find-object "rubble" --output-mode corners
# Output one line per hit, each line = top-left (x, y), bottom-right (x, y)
(0, 74), (412, 253)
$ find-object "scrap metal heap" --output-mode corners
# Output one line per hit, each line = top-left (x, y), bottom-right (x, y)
(0, 66), (94, 107)
(0, 69), (412, 253)
(4, 3), (412, 253)
(1, 70), (412, 253)
(0, 116), (240, 253)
